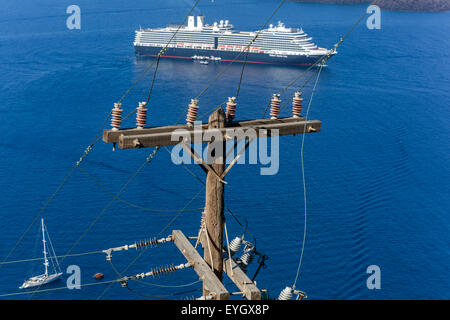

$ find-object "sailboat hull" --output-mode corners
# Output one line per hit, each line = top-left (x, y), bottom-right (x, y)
(19, 272), (63, 289)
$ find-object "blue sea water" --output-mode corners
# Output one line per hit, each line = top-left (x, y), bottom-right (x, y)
(0, 0), (449, 300)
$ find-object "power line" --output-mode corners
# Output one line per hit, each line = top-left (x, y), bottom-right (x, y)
(0, 250), (103, 266)
(263, 0), (381, 119)
(0, 125), (104, 274)
(0, 277), (168, 298)
(290, 1), (381, 289)
(40, 1), (203, 288)
(117, 0), (202, 105)
(77, 165), (204, 213)
(27, 147), (161, 299)
(61, 147), (160, 265)
(0, 1), (203, 277)
(162, 146), (258, 247)
(235, 0), (287, 99)
(277, 67), (321, 114)
(194, 0), (287, 101)
(10, 0), (381, 300)
(293, 64), (323, 289)
(96, 185), (206, 300)
(37, 1), (206, 300)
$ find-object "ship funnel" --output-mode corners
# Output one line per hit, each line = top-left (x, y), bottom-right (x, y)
(187, 15), (195, 30)
(197, 15), (204, 30)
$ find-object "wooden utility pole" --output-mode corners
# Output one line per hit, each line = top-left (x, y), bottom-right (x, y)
(203, 109), (225, 294)
(102, 105), (321, 300)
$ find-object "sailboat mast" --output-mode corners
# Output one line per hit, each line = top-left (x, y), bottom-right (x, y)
(41, 218), (49, 276)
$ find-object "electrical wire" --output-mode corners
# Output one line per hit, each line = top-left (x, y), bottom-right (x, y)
(292, 64), (323, 289)
(0, 279), (120, 298)
(0, 250), (103, 266)
(277, 67), (321, 114)
(77, 165), (204, 213)
(163, 145), (257, 246)
(0, 114), (109, 274)
(13, 0), (380, 300)
(263, 0), (381, 119)
(0, 0), (204, 277)
(194, 0), (287, 101)
(117, 0), (201, 105)
(96, 185), (206, 300)
(290, 1), (381, 289)
(27, 147), (161, 299)
(235, 0), (287, 99)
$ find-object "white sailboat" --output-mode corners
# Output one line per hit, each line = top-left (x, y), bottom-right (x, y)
(19, 218), (63, 289)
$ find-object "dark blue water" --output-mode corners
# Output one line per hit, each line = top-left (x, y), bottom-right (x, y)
(0, 0), (449, 299)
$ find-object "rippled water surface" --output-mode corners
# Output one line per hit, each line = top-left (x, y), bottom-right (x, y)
(0, 0), (449, 299)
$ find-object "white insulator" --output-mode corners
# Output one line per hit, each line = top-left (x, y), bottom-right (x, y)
(278, 286), (294, 300)
(229, 237), (242, 256)
(239, 247), (255, 273)
(241, 251), (254, 265)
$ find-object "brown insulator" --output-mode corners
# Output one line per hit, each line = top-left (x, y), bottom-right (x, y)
(111, 102), (123, 130)
(225, 97), (237, 122)
(151, 264), (175, 277)
(135, 237), (158, 249)
(292, 91), (303, 118)
(269, 94), (281, 119)
(136, 102), (148, 129)
(186, 99), (199, 125)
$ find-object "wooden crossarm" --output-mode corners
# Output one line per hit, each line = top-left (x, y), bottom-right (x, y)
(102, 117), (321, 149)
(172, 230), (229, 300)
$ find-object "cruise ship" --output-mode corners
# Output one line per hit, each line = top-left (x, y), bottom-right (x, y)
(134, 15), (336, 66)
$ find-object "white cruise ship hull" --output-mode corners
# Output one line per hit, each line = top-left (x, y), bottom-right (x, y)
(135, 45), (333, 66)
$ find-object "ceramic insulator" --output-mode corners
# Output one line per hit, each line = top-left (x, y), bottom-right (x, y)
(136, 102), (148, 128)
(225, 97), (237, 121)
(111, 102), (123, 130)
(278, 286), (294, 300)
(228, 237), (242, 256)
(292, 91), (303, 118)
(186, 99), (199, 124)
(269, 94), (281, 119)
